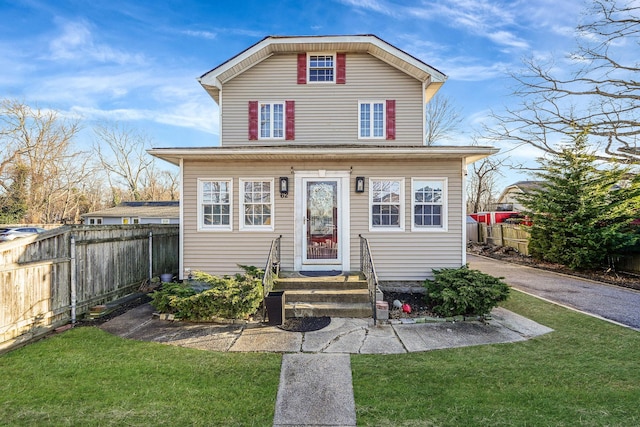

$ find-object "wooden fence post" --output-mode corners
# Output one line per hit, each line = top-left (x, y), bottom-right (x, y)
(148, 231), (153, 281)
(70, 235), (77, 324)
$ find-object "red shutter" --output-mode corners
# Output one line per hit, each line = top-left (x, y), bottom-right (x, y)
(297, 53), (307, 84)
(248, 101), (258, 140)
(336, 53), (346, 84)
(386, 100), (396, 140)
(285, 100), (295, 140)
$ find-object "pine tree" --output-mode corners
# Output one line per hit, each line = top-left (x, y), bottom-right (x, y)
(519, 132), (640, 270)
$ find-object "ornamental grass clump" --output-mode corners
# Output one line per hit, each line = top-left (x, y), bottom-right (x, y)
(150, 266), (263, 320)
(423, 266), (510, 317)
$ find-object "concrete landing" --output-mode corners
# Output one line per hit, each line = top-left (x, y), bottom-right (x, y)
(273, 353), (356, 427)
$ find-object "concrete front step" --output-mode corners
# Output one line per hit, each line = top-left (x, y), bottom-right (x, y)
(285, 302), (373, 318)
(276, 275), (367, 291)
(284, 288), (370, 304)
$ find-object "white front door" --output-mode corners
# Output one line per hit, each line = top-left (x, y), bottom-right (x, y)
(295, 172), (350, 271)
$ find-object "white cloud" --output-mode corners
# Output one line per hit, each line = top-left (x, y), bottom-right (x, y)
(183, 30), (217, 40)
(48, 19), (145, 65)
(336, 0), (398, 17)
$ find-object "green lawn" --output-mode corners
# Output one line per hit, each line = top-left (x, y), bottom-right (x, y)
(351, 291), (640, 426)
(2, 291), (639, 426)
(0, 327), (281, 426)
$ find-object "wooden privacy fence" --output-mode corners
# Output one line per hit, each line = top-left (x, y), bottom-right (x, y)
(1, 224), (179, 352)
(478, 223), (640, 274)
(479, 223), (531, 256)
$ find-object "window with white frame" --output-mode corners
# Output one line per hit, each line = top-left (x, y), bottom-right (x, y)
(359, 102), (385, 138)
(370, 178), (404, 230)
(308, 54), (334, 82)
(199, 179), (232, 230)
(88, 218), (102, 225)
(259, 102), (284, 139)
(412, 178), (447, 230)
(240, 179), (274, 230)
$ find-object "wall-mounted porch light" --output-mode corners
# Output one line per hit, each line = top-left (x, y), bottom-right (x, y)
(279, 177), (289, 198)
(355, 176), (365, 193)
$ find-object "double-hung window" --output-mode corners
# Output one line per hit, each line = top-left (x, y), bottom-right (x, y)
(260, 102), (284, 139)
(370, 178), (404, 231)
(359, 101), (385, 139)
(412, 178), (447, 231)
(309, 54), (334, 82)
(199, 179), (232, 230)
(240, 179), (274, 230)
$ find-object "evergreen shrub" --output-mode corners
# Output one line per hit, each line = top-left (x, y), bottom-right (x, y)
(423, 266), (510, 317)
(150, 266), (264, 320)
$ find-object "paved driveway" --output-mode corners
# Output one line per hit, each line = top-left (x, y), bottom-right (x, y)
(468, 254), (640, 331)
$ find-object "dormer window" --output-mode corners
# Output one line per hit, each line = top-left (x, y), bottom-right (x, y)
(309, 54), (334, 82)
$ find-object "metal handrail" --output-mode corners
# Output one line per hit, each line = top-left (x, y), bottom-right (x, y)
(359, 234), (380, 323)
(262, 235), (282, 312)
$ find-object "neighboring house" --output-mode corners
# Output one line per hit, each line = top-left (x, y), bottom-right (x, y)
(496, 181), (544, 212)
(82, 201), (179, 225)
(149, 35), (497, 282)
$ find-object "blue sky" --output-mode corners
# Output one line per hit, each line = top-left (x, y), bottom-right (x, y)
(0, 0), (588, 189)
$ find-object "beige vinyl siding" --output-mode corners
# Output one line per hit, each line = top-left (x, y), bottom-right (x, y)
(183, 160), (295, 276)
(221, 53), (424, 146)
(182, 158), (464, 281)
(349, 160), (464, 281)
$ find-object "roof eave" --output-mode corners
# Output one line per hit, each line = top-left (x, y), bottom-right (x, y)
(148, 146), (498, 166)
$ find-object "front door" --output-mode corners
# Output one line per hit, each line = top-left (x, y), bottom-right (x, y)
(295, 172), (350, 271)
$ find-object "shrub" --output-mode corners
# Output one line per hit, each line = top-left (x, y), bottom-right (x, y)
(423, 266), (510, 317)
(150, 266), (264, 320)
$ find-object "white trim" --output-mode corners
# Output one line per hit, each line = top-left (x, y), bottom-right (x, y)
(410, 177), (448, 232)
(369, 177), (405, 232)
(179, 158), (184, 280)
(357, 101), (386, 140)
(461, 159), (467, 265)
(307, 52), (336, 84)
(239, 178), (275, 231)
(87, 217), (103, 225)
(294, 171), (350, 271)
(197, 178), (233, 231)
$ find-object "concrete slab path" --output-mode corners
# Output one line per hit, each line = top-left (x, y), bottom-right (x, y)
(273, 353), (356, 427)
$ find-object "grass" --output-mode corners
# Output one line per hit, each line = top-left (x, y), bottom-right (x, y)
(0, 327), (281, 426)
(2, 292), (639, 426)
(351, 290), (640, 426)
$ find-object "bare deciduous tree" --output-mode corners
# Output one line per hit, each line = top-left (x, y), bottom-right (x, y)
(467, 154), (506, 213)
(0, 99), (90, 223)
(425, 94), (464, 145)
(93, 122), (178, 203)
(487, 0), (640, 164)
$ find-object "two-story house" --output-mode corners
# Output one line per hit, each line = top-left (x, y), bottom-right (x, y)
(149, 35), (497, 285)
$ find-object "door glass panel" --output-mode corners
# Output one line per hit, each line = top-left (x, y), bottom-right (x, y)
(306, 181), (338, 260)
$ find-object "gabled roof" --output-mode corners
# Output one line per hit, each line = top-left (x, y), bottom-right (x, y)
(198, 35), (447, 104)
(497, 181), (545, 203)
(82, 201), (179, 219)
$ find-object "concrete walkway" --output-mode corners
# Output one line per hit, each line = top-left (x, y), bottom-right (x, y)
(100, 303), (553, 354)
(100, 303), (552, 427)
(273, 354), (356, 427)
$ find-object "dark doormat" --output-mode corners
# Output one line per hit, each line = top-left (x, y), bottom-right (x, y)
(299, 271), (342, 277)
(278, 317), (331, 332)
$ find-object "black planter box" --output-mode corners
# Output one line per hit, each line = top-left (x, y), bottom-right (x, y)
(265, 291), (285, 326)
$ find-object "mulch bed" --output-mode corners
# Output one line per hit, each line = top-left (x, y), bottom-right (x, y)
(383, 291), (437, 319)
(278, 316), (332, 332)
